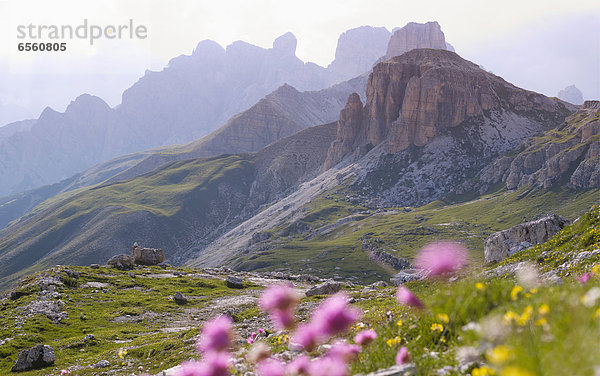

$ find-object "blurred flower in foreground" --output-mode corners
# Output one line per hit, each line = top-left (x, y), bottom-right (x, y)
(307, 355), (348, 376)
(328, 340), (361, 362)
(256, 357), (285, 376)
(311, 293), (362, 337)
(430, 323), (444, 332)
(415, 241), (468, 277)
(286, 355), (310, 375)
(290, 323), (320, 351)
(395, 346), (411, 364)
(396, 286), (424, 309)
(581, 287), (600, 307)
(500, 366), (536, 376)
(260, 284), (301, 330)
(354, 329), (377, 346)
(510, 286), (523, 301)
(516, 262), (540, 289)
(471, 366), (496, 376)
(486, 345), (513, 365)
(196, 315), (233, 354)
(475, 282), (486, 291)
(436, 313), (449, 323)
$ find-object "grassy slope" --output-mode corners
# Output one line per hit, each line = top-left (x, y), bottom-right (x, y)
(229, 185), (599, 283)
(1, 207), (597, 375)
(0, 155), (256, 291)
(0, 266), (261, 375)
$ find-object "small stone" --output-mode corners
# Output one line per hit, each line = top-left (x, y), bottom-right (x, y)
(305, 280), (342, 297)
(226, 276), (244, 289)
(84, 334), (96, 341)
(94, 360), (110, 368)
(173, 292), (188, 305)
(90, 264), (100, 269)
(11, 344), (55, 372)
(131, 243), (166, 266)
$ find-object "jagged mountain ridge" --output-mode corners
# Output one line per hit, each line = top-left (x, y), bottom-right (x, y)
(0, 33), (344, 198)
(0, 21), (454, 200)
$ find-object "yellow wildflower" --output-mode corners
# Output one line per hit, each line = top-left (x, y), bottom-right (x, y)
(500, 366), (536, 376)
(475, 282), (486, 291)
(594, 308), (600, 318)
(529, 288), (538, 294)
(396, 319), (403, 327)
(503, 311), (519, 325)
(431, 323), (444, 332)
(436, 313), (450, 323)
(486, 345), (513, 365)
(118, 349), (127, 359)
(386, 336), (402, 347)
(591, 264), (599, 276)
(511, 286), (523, 301)
(517, 305), (533, 326)
(277, 334), (289, 344)
(440, 335), (446, 343)
(472, 366), (496, 376)
(535, 318), (547, 326)
(538, 303), (550, 315)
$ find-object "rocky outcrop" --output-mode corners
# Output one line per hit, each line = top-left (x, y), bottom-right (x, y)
(131, 243), (165, 265)
(557, 85), (584, 105)
(328, 26), (391, 79)
(305, 280), (343, 296)
(325, 49), (570, 168)
(386, 22), (447, 58)
(484, 214), (570, 263)
(479, 100), (600, 190)
(107, 254), (135, 270)
(11, 344), (55, 372)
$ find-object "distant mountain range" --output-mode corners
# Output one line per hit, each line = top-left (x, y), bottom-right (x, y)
(2, 46), (594, 291)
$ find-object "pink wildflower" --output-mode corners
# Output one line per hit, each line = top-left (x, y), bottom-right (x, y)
(286, 355), (311, 375)
(259, 284), (300, 312)
(307, 355), (348, 376)
(256, 358), (286, 376)
(395, 286), (424, 309)
(328, 340), (361, 362)
(311, 293), (362, 337)
(258, 328), (265, 334)
(578, 273), (591, 284)
(60, 371), (71, 375)
(353, 329), (377, 346)
(290, 323), (320, 351)
(395, 346), (411, 365)
(176, 353), (230, 376)
(415, 241), (468, 277)
(196, 315), (233, 354)
(269, 308), (295, 330)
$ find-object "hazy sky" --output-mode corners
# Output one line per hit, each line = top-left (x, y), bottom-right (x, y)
(0, 0), (598, 125)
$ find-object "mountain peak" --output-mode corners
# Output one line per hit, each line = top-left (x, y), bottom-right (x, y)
(386, 21), (447, 58)
(272, 32), (297, 56)
(65, 94), (110, 114)
(328, 26), (391, 79)
(325, 48), (567, 168)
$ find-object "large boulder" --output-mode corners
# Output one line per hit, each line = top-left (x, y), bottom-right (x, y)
(305, 280), (343, 297)
(11, 344), (55, 372)
(106, 254), (134, 270)
(131, 243), (165, 266)
(484, 214), (570, 263)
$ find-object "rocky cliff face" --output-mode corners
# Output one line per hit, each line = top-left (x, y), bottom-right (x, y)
(328, 26), (391, 79)
(385, 22), (447, 58)
(325, 49), (569, 169)
(479, 100), (600, 190)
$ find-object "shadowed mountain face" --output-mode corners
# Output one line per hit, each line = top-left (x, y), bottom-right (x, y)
(0, 49), (579, 290)
(0, 33), (345, 198)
